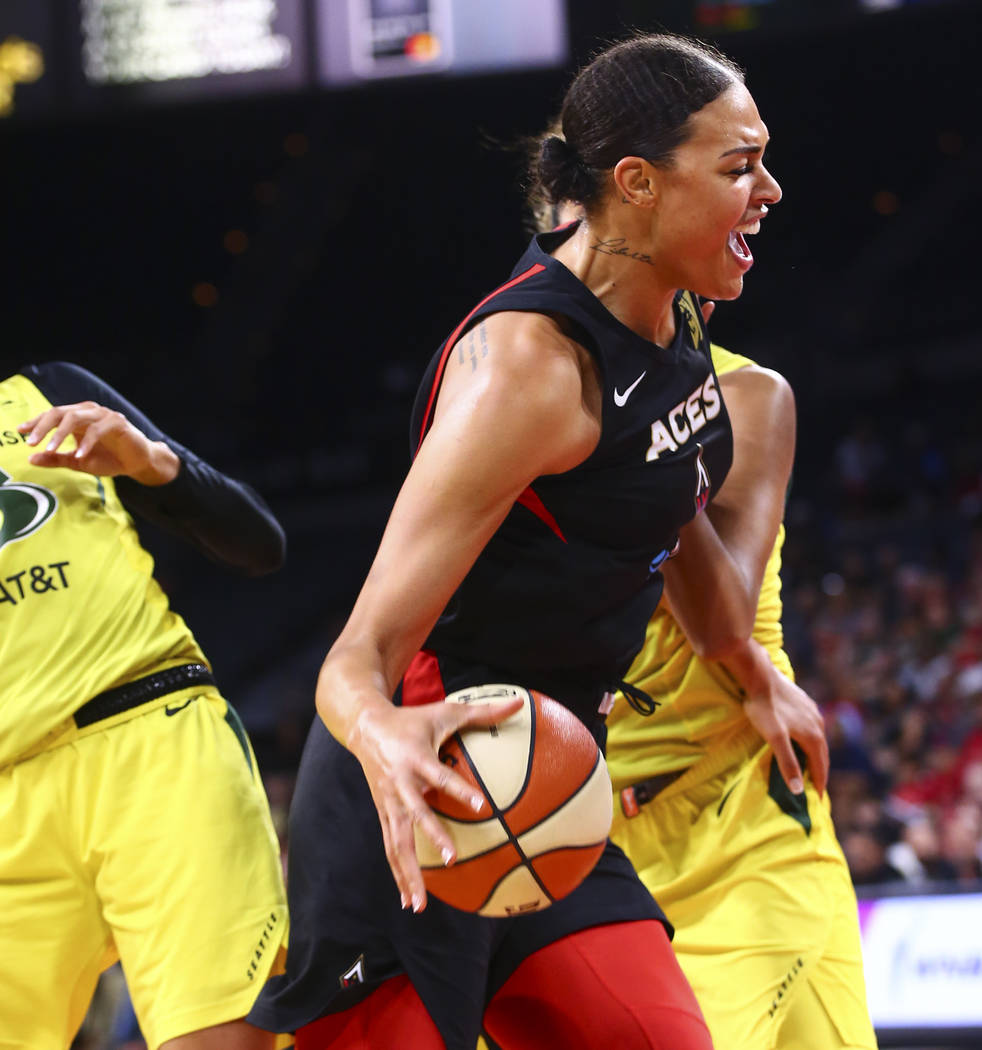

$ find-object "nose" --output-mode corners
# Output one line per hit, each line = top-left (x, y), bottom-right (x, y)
(758, 163), (782, 206)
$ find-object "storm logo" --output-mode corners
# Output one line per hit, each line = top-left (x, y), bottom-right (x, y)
(694, 444), (711, 514)
(0, 468), (57, 552)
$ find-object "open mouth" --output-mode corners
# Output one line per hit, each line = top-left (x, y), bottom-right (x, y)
(728, 230), (754, 270)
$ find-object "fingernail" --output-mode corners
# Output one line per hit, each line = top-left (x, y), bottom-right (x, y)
(25, 434), (37, 445)
(400, 893), (409, 910)
(442, 847), (454, 866)
(471, 795), (484, 813)
(412, 893), (424, 913)
(790, 778), (803, 794)
(46, 440), (57, 451)
(74, 448), (83, 458)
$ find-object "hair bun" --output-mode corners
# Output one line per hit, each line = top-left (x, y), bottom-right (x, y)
(540, 134), (575, 165)
(537, 134), (591, 205)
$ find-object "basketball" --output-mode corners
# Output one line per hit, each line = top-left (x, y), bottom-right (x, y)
(415, 683), (612, 917)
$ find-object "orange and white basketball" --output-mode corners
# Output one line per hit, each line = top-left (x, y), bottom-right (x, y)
(415, 684), (612, 917)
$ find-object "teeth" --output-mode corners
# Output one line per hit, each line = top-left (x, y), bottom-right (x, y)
(735, 220), (760, 235)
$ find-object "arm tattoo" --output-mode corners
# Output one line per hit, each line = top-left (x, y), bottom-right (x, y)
(458, 321), (491, 372)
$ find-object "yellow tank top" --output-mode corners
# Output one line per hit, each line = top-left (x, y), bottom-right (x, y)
(0, 374), (206, 767)
(605, 345), (793, 792)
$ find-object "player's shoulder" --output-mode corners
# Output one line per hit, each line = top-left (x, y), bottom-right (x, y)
(712, 344), (791, 393)
(479, 311), (587, 396)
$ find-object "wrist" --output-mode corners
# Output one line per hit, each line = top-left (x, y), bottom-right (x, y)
(130, 441), (180, 486)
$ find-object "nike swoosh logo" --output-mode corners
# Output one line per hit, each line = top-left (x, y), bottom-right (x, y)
(613, 371), (647, 407)
(164, 698), (194, 717)
(717, 781), (739, 816)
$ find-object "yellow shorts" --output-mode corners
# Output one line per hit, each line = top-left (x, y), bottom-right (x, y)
(0, 689), (288, 1050)
(611, 729), (878, 1050)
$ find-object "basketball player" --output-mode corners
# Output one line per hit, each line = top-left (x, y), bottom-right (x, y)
(604, 331), (879, 1049)
(0, 362), (289, 1050)
(251, 33), (786, 1050)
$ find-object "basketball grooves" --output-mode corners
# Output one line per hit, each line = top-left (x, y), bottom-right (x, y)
(452, 693), (556, 909)
(441, 704), (607, 914)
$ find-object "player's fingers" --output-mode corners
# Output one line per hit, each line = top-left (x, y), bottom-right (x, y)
(27, 451), (86, 471)
(700, 299), (716, 324)
(389, 794), (434, 913)
(806, 731), (830, 799)
(449, 696), (524, 733)
(769, 733), (804, 795)
(371, 782), (416, 909)
(19, 407), (64, 447)
(413, 797), (458, 872)
(38, 408), (90, 454)
(375, 808), (404, 904)
(16, 412), (42, 434)
(419, 753), (484, 817)
(73, 412), (124, 460)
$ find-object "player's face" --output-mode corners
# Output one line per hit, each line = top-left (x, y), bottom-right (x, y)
(648, 82), (781, 301)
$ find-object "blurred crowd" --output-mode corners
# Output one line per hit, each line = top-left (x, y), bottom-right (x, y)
(782, 413), (982, 891)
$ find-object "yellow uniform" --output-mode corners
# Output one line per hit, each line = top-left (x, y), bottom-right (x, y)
(0, 367), (288, 1050)
(606, 347), (878, 1050)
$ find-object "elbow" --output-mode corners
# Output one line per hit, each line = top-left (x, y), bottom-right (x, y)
(241, 524), (287, 577)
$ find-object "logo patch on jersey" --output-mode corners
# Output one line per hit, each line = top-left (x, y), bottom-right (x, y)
(677, 292), (706, 350)
(694, 444), (711, 514)
(0, 468), (57, 552)
(648, 537), (680, 575)
(613, 370), (647, 407)
(340, 953), (366, 989)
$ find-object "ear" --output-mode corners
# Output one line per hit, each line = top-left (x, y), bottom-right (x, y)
(613, 157), (656, 207)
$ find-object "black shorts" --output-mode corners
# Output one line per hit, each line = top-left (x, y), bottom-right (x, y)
(249, 718), (669, 1050)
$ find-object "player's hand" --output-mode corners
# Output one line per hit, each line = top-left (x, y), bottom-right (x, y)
(18, 402), (179, 484)
(742, 665), (829, 799)
(350, 695), (524, 913)
(699, 298), (716, 325)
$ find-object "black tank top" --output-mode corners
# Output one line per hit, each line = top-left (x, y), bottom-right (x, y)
(408, 224), (733, 727)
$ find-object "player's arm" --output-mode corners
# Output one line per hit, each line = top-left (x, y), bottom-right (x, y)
(661, 364), (828, 795)
(318, 312), (601, 912)
(17, 361), (285, 576)
(663, 363), (793, 654)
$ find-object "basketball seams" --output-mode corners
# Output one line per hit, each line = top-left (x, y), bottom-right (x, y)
(418, 683), (613, 916)
(511, 750), (608, 850)
(450, 698), (557, 909)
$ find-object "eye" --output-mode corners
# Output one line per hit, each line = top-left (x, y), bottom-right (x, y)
(727, 163), (755, 176)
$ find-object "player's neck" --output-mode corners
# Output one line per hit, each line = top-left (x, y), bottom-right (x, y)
(551, 217), (678, 349)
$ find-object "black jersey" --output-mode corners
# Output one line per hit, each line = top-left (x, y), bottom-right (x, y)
(408, 224), (733, 726)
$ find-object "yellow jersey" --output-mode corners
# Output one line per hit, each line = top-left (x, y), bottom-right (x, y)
(605, 345), (793, 791)
(0, 373), (205, 767)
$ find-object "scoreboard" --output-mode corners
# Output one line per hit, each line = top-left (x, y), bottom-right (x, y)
(1, 0), (568, 119)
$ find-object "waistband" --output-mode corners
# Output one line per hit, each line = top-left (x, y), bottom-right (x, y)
(74, 663), (216, 728)
(617, 722), (763, 818)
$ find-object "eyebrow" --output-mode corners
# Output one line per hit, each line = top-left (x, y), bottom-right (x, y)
(719, 144), (764, 158)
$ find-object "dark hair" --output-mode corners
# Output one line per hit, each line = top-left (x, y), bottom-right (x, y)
(528, 33), (744, 215)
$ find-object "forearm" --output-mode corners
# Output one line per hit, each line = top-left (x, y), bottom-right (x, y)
(115, 458), (284, 575)
(662, 513), (757, 659)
